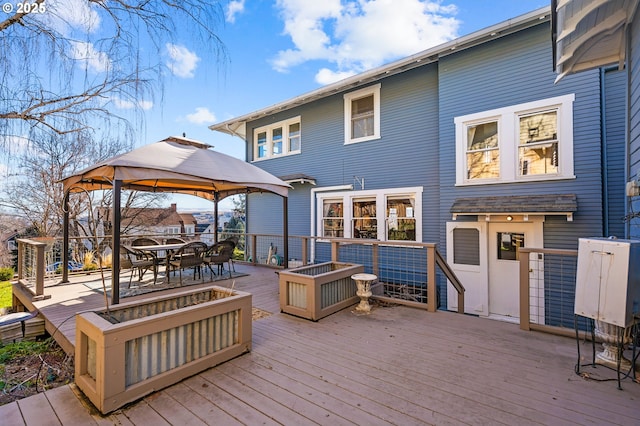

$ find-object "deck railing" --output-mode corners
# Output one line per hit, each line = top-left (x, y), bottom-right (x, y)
(518, 247), (590, 337)
(15, 232), (464, 313)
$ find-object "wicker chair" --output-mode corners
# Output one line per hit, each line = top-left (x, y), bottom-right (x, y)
(120, 245), (158, 287)
(204, 243), (233, 279)
(167, 241), (208, 285)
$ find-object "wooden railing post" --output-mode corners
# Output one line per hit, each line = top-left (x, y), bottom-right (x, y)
(519, 248), (532, 331)
(17, 240), (24, 281)
(35, 242), (45, 296)
(427, 245), (437, 312)
(251, 234), (257, 265)
(302, 237), (308, 265)
(331, 240), (339, 262)
(372, 243), (379, 276)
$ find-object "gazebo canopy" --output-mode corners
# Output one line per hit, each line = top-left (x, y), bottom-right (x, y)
(61, 136), (291, 199)
(60, 135), (291, 305)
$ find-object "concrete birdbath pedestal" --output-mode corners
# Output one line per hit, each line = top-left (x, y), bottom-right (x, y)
(351, 273), (377, 314)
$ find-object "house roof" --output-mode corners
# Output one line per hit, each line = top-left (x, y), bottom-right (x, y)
(552, 0), (639, 82)
(209, 7), (551, 140)
(450, 194), (577, 220)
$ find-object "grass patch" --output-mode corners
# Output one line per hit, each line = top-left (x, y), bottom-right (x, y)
(0, 281), (11, 310)
(0, 339), (51, 363)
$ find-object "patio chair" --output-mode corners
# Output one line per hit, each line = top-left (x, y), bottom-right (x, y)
(218, 237), (238, 271)
(167, 241), (208, 285)
(204, 243), (233, 279)
(120, 245), (158, 287)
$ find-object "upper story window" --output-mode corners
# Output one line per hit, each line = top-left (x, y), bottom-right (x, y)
(253, 116), (301, 161)
(455, 94), (575, 185)
(344, 84), (381, 144)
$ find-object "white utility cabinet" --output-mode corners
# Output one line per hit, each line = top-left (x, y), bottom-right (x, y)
(575, 238), (640, 327)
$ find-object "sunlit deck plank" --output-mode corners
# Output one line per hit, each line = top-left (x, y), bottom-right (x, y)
(7, 263), (640, 425)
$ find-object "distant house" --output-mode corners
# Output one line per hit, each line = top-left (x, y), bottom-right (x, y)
(210, 5), (628, 324)
(97, 203), (197, 238)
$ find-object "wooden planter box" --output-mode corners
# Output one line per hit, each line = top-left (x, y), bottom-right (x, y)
(279, 262), (364, 321)
(75, 286), (252, 414)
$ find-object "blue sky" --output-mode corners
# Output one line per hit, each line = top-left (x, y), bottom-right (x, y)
(36, 1), (550, 211)
(158, 0), (548, 210)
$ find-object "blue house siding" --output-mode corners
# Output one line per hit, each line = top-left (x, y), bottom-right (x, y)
(603, 68), (628, 238)
(245, 64), (442, 244)
(438, 23), (606, 251)
(213, 9), (631, 322)
(630, 7), (640, 239)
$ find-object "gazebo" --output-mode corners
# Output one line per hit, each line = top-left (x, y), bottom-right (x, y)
(60, 135), (291, 304)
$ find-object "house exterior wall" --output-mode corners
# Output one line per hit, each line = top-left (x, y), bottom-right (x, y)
(604, 68), (628, 238)
(246, 64), (440, 240)
(233, 16), (627, 318)
(438, 23), (606, 253)
(630, 6), (640, 239)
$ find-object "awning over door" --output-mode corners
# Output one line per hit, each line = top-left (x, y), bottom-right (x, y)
(450, 194), (577, 221)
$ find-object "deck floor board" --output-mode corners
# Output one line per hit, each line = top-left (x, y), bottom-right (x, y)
(5, 263), (640, 425)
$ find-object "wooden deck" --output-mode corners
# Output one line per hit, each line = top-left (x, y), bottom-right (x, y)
(2, 263), (640, 425)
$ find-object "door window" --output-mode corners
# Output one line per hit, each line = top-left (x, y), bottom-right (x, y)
(497, 232), (524, 261)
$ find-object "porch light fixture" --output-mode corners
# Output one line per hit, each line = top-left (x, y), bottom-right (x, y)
(506, 215), (513, 221)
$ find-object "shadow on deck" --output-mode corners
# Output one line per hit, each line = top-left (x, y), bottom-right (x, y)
(3, 263), (640, 425)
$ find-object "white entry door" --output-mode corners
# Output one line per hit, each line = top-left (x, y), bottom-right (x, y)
(487, 221), (542, 322)
(446, 221), (488, 316)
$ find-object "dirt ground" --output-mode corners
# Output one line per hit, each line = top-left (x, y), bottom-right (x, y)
(0, 340), (74, 406)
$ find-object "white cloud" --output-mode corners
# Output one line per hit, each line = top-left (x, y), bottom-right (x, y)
(272, 0), (460, 81)
(110, 97), (153, 110)
(69, 41), (111, 73)
(37, 0), (101, 36)
(226, 0), (246, 23)
(166, 43), (200, 78)
(186, 107), (217, 124)
(315, 68), (358, 85)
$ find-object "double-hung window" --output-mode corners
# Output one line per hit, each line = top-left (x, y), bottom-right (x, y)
(317, 187), (422, 242)
(344, 84), (381, 144)
(386, 197), (416, 241)
(455, 94), (575, 185)
(322, 200), (344, 238)
(253, 116), (301, 161)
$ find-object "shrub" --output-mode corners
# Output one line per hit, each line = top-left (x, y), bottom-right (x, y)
(0, 267), (14, 281)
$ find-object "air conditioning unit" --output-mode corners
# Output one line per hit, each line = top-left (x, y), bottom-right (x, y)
(574, 238), (640, 327)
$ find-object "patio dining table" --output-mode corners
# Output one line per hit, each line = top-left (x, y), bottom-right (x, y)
(130, 242), (186, 276)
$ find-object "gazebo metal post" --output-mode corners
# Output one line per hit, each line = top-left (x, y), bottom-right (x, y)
(62, 191), (70, 283)
(214, 192), (219, 244)
(111, 180), (122, 305)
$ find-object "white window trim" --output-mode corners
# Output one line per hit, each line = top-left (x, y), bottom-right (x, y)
(454, 94), (575, 185)
(315, 186), (422, 242)
(253, 116), (301, 161)
(344, 83), (381, 145)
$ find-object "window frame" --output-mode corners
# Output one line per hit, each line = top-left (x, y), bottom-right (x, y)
(344, 84), (381, 145)
(316, 186), (422, 242)
(253, 116), (301, 161)
(454, 94), (575, 185)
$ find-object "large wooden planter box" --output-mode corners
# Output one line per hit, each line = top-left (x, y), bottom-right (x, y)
(75, 286), (252, 414)
(279, 262), (364, 321)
